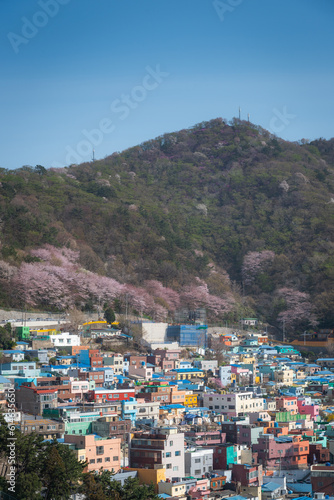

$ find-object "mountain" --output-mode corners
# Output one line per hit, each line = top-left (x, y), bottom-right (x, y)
(0, 117), (334, 335)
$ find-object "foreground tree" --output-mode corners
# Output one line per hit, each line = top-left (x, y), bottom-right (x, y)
(0, 421), (85, 500)
(80, 473), (159, 500)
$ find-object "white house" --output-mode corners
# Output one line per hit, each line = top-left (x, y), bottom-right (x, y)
(193, 359), (218, 372)
(219, 365), (232, 386)
(202, 391), (264, 417)
(185, 448), (213, 477)
(135, 399), (160, 425)
(49, 332), (80, 347)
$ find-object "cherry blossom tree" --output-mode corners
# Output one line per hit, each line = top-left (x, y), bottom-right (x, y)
(10, 246), (236, 319)
(0, 260), (16, 280)
(144, 280), (180, 311)
(242, 250), (275, 285)
(180, 278), (235, 318)
(12, 262), (74, 310)
(277, 287), (317, 331)
(31, 245), (80, 267)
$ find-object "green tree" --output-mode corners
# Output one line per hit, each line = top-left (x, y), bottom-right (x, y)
(0, 324), (15, 350)
(104, 307), (116, 324)
(43, 441), (86, 500)
(0, 421), (85, 500)
(43, 446), (68, 500)
(10, 432), (45, 500)
(80, 472), (107, 500)
(80, 473), (159, 500)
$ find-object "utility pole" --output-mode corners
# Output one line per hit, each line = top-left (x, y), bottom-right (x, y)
(125, 294), (128, 320)
(278, 449), (283, 476)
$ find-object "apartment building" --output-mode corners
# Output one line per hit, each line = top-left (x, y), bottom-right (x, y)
(108, 353), (124, 375)
(185, 448), (213, 477)
(64, 434), (121, 473)
(15, 383), (58, 415)
(253, 434), (309, 469)
(202, 391), (264, 417)
(135, 399), (160, 425)
(274, 369), (294, 385)
(130, 427), (185, 479)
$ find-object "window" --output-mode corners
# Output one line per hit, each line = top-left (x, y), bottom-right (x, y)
(175, 451), (181, 456)
(90, 459), (95, 464)
(166, 452), (171, 457)
(170, 441), (173, 446)
(105, 457), (110, 462)
(79, 455), (85, 461)
(195, 469), (201, 475)
(113, 456), (119, 461)
(173, 466), (179, 471)
(195, 458), (201, 463)
(166, 464), (172, 469)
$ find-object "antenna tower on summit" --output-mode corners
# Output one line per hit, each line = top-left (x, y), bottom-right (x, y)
(92, 149), (95, 162)
(239, 106), (241, 120)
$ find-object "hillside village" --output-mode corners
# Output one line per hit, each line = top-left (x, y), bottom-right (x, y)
(1, 316), (334, 499)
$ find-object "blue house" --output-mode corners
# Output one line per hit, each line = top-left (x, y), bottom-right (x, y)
(121, 397), (137, 424)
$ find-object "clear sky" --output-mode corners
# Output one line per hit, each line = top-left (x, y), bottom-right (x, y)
(1, 0), (333, 170)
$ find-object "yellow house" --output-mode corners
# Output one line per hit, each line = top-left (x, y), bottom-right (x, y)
(159, 480), (187, 498)
(159, 406), (185, 423)
(126, 467), (166, 492)
(172, 369), (204, 380)
(184, 394), (198, 407)
(239, 354), (256, 365)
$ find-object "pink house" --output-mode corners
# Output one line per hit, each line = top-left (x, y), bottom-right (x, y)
(297, 398), (319, 420)
(188, 478), (211, 499)
(275, 396), (298, 414)
(231, 365), (251, 384)
(64, 434), (121, 472)
(70, 380), (91, 400)
(128, 363), (153, 380)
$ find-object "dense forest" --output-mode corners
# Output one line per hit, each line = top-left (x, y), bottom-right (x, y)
(0, 118), (334, 337)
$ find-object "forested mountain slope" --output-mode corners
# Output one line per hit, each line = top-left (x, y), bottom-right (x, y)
(0, 118), (333, 335)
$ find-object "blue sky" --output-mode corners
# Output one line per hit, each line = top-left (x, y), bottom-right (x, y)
(1, 0), (333, 169)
